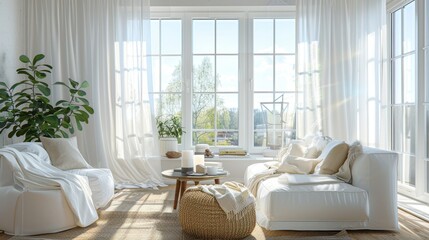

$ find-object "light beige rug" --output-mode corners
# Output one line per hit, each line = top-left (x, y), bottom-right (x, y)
(7, 187), (350, 240)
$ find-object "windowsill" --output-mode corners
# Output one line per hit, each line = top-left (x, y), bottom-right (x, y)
(160, 154), (275, 161)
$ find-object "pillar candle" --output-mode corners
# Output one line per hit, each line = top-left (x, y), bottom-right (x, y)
(181, 150), (194, 173)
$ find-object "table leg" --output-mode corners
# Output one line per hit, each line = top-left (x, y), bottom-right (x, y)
(214, 179), (220, 184)
(173, 179), (181, 210)
(194, 181), (200, 185)
(179, 180), (187, 201)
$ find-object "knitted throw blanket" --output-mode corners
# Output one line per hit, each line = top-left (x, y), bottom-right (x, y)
(187, 181), (255, 220)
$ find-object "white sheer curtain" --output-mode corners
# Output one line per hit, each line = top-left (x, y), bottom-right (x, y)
(25, 0), (165, 188)
(296, 0), (387, 146)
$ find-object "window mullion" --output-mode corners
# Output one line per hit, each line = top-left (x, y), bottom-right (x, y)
(183, 14), (193, 150)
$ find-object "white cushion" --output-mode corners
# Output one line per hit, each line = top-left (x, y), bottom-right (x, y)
(257, 177), (369, 222)
(41, 137), (91, 170)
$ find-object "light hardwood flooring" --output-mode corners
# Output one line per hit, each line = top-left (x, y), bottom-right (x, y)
(0, 185), (428, 239)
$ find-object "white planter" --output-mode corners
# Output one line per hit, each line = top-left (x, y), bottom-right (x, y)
(159, 137), (178, 156)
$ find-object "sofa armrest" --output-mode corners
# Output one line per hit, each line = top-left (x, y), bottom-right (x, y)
(351, 147), (399, 230)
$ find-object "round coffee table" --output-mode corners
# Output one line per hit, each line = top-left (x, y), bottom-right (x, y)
(161, 169), (229, 210)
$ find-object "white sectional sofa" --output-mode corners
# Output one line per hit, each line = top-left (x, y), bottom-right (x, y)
(0, 142), (115, 236)
(244, 147), (399, 231)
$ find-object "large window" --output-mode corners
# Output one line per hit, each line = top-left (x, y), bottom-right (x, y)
(252, 18), (296, 149)
(149, 11), (296, 151)
(150, 19), (182, 117)
(391, 1), (416, 187)
(192, 19), (240, 146)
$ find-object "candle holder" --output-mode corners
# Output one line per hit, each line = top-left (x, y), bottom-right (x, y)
(181, 150), (194, 173)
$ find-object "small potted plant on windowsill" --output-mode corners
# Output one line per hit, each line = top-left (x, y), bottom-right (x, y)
(156, 115), (185, 156)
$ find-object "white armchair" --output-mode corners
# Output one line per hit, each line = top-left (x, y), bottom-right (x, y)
(0, 142), (114, 236)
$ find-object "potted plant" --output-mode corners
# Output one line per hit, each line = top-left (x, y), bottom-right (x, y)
(0, 54), (94, 141)
(156, 115), (185, 156)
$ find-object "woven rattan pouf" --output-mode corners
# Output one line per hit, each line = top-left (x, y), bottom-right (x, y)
(179, 189), (256, 239)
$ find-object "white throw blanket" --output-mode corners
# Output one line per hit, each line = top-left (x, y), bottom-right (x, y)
(278, 174), (343, 185)
(0, 144), (98, 227)
(187, 181), (255, 220)
(247, 168), (281, 197)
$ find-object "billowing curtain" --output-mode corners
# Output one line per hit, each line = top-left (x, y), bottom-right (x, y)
(25, 0), (165, 188)
(296, 0), (387, 147)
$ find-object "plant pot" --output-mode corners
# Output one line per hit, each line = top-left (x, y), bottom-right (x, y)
(159, 137), (178, 156)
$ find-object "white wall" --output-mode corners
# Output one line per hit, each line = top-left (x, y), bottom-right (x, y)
(0, 0), (25, 146)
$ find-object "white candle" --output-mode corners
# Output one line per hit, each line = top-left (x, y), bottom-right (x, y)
(181, 150), (194, 168)
(193, 155), (205, 171)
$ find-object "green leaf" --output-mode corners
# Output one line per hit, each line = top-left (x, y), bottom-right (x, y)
(77, 90), (86, 96)
(54, 82), (71, 88)
(19, 55), (30, 63)
(35, 71), (47, 79)
(0, 82), (7, 88)
(36, 85), (51, 96)
(83, 105), (94, 114)
(32, 54), (45, 64)
(75, 117), (83, 131)
(77, 97), (89, 105)
(56, 100), (69, 106)
(69, 78), (79, 88)
(80, 81), (89, 88)
(45, 115), (59, 125)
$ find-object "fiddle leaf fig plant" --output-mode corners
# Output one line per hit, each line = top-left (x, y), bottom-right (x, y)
(0, 54), (94, 141)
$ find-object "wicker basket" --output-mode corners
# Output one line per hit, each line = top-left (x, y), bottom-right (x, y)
(179, 189), (256, 239)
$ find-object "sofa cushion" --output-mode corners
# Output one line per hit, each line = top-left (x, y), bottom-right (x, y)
(41, 137), (91, 170)
(256, 177), (369, 223)
(314, 140), (349, 175)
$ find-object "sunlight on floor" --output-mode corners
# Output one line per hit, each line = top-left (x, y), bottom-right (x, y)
(398, 194), (429, 222)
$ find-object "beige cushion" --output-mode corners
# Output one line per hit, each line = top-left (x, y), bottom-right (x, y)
(276, 141), (306, 162)
(40, 136), (91, 170)
(278, 155), (321, 174)
(304, 146), (322, 158)
(314, 140), (349, 175)
(336, 141), (363, 183)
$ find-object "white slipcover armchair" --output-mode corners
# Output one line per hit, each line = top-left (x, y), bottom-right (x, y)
(0, 143), (115, 236)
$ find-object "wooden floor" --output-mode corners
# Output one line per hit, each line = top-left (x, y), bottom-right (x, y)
(346, 209), (429, 239)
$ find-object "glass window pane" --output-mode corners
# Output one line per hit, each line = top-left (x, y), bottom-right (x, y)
(426, 51), (429, 102)
(393, 58), (402, 104)
(254, 56), (273, 91)
(150, 56), (160, 92)
(217, 56), (238, 92)
(160, 93), (181, 116)
(150, 20), (160, 55)
(403, 54), (415, 103)
(160, 56), (181, 92)
(161, 20), (182, 55)
(216, 131), (239, 146)
(217, 94), (238, 130)
(216, 20), (238, 54)
(192, 93), (215, 129)
(403, 154), (416, 186)
(403, 2), (415, 53)
(404, 106), (416, 155)
(253, 19), (273, 54)
(253, 93), (273, 129)
(426, 107), (429, 158)
(392, 106), (403, 152)
(275, 55), (295, 92)
(275, 19), (295, 54)
(193, 131), (215, 146)
(193, 56), (215, 92)
(427, 161), (429, 193)
(193, 20), (215, 54)
(393, 10), (402, 57)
